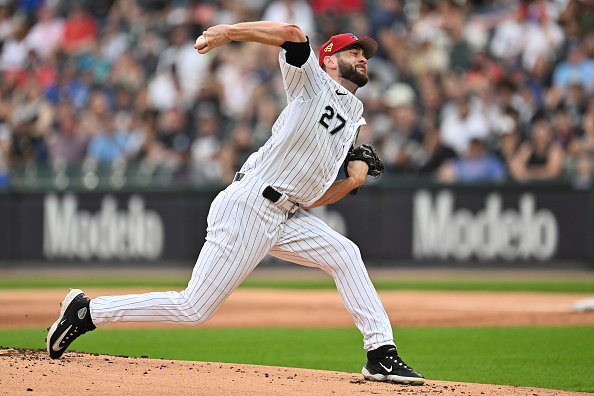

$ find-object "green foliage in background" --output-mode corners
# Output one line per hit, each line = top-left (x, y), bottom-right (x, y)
(2, 326), (592, 393)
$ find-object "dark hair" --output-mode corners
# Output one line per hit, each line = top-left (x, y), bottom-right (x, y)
(531, 109), (550, 124)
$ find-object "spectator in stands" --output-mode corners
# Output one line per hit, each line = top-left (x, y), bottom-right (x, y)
(552, 38), (594, 95)
(511, 80), (540, 132)
(562, 78), (590, 127)
(15, 0), (45, 17)
(6, 78), (53, 164)
(417, 118), (457, 175)
(526, 55), (553, 108)
(10, 104), (46, 165)
(83, 89), (138, 166)
(246, 85), (280, 147)
(416, 73), (443, 127)
(262, 0), (316, 37)
(580, 97), (594, 153)
(60, 4), (98, 55)
(409, 0), (441, 52)
(0, 119), (10, 187)
(85, 89), (111, 122)
(376, 83), (425, 173)
(558, 0), (594, 38)
(99, 16), (130, 63)
(552, 106), (581, 153)
(0, 0), (592, 189)
(154, 107), (191, 168)
(229, 120), (257, 171)
(47, 106), (89, 166)
(30, 48), (59, 93)
(0, 13), (30, 87)
(0, 5), (14, 44)
(442, 1), (473, 72)
(190, 103), (223, 185)
(133, 29), (167, 77)
(565, 96), (594, 188)
(409, 29), (449, 76)
(147, 60), (184, 112)
(215, 42), (261, 118)
(47, 63), (94, 110)
(520, 0), (565, 73)
(216, 141), (239, 184)
(489, 6), (526, 64)
(156, 23), (210, 107)
(466, 49), (504, 93)
(24, 5), (63, 60)
(439, 91), (490, 156)
(509, 115), (565, 181)
(565, 147), (593, 189)
(493, 112), (523, 169)
(368, 0), (406, 59)
(310, 0), (365, 16)
(108, 50), (145, 94)
(77, 40), (111, 86)
(24, 79), (54, 139)
(86, 113), (141, 166)
(438, 137), (506, 184)
(494, 79), (518, 117)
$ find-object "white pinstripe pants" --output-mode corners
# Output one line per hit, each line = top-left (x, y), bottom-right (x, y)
(90, 174), (395, 350)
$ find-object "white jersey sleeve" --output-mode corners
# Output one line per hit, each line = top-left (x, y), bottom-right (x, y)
(279, 45), (325, 103)
(238, 42), (365, 206)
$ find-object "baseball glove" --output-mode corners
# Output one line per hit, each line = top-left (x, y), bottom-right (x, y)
(343, 143), (385, 195)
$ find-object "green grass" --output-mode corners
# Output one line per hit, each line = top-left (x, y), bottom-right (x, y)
(0, 272), (593, 293)
(242, 278), (594, 293)
(3, 326), (593, 393)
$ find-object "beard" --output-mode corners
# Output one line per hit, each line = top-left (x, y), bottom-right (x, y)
(337, 57), (368, 87)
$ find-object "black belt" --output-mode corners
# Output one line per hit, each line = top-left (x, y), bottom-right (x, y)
(234, 172), (298, 212)
(262, 185), (282, 203)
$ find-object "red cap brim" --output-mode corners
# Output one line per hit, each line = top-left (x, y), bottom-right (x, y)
(319, 35), (378, 67)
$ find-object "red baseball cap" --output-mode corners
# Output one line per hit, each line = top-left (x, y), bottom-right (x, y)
(318, 33), (378, 67)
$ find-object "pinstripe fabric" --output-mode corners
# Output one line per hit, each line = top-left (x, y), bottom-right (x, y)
(269, 209), (394, 350)
(89, 44), (395, 352)
(239, 46), (364, 207)
(91, 175), (286, 327)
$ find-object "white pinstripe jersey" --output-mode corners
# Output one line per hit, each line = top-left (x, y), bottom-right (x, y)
(239, 44), (366, 207)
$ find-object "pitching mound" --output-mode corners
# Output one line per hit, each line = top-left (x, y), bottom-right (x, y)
(1, 348), (589, 395)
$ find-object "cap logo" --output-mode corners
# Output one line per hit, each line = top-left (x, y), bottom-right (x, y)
(324, 43), (333, 52)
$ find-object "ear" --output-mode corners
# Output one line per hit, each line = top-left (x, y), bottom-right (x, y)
(323, 55), (338, 70)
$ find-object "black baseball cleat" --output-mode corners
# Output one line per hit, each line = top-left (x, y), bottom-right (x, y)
(362, 345), (425, 385)
(46, 289), (96, 359)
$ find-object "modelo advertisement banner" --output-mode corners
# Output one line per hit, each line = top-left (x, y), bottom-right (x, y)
(332, 187), (591, 264)
(0, 187), (591, 264)
(0, 191), (217, 262)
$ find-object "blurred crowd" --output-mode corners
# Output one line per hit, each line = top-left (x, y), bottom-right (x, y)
(0, 0), (593, 189)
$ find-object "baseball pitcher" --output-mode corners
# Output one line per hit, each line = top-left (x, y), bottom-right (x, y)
(47, 21), (424, 385)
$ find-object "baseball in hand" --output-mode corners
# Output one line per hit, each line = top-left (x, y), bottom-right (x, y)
(196, 35), (206, 45)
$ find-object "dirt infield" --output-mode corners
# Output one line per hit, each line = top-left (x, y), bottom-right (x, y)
(1, 285), (593, 395)
(1, 288), (593, 329)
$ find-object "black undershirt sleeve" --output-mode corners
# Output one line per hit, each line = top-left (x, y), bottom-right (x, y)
(281, 38), (311, 68)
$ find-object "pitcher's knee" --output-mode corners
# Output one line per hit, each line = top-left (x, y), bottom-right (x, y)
(327, 240), (365, 272)
(176, 297), (211, 326)
(180, 304), (212, 326)
(332, 238), (360, 258)
(190, 312), (210, 326)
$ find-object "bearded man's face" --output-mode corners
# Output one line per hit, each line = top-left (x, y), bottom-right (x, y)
(336, 50), (369, 87)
